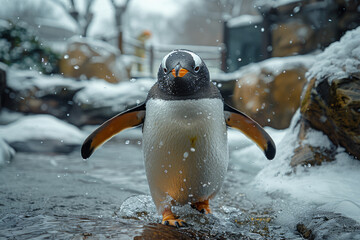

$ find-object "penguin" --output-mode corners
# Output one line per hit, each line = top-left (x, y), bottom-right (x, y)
(81, 49), (276, 228)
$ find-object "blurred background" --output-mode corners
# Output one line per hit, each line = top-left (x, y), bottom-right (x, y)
(0, 0), (359, 130)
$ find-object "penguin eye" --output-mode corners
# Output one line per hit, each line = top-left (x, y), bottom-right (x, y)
(194, 66), (200, 73)
(163, 67), (168, 73)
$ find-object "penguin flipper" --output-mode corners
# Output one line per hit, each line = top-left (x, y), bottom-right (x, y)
(81, 103), (146, 159)
(224, 103), (276, 160)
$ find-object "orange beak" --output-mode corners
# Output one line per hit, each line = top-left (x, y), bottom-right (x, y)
(171, 68), (189, 78)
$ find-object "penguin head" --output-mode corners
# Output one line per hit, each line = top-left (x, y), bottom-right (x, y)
(157, 49), (210, 96)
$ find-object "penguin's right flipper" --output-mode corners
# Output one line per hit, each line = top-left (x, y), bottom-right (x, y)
(81, 103), (146, 159)
(224, 103), (276, 160)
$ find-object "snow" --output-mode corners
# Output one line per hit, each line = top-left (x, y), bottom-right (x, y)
(7, 68), (153, 115)
(306, 26), (360, 86)
(67, 36), (121, 56)
(7, 68), (84, 91)
(0, 114), (85, 145)
(226, 14), (263, 28)
(0, 137), (15, 165)
(73, 78), (154, 111)
(215, 54), (316, 82)
(255, 0), (304, 9)
(230, 110), (360, 224)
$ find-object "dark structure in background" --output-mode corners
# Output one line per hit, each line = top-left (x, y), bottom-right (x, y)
(222, 0), (360, 73)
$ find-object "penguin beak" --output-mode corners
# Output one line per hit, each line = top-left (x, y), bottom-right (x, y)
(171, 63), (189, 78)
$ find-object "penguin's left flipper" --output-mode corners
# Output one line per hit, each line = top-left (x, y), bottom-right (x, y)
(81, 103), (146, 159)
(224, 103), (276, 160)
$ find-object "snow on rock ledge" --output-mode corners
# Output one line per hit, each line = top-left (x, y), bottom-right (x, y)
(4, 68), (154, 126)
(70, 78), (154, 126)
(0, 114), (85, 153)
(306, 27), (360, 86)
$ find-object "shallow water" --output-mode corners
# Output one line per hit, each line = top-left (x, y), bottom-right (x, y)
(1, 129), (301, 239)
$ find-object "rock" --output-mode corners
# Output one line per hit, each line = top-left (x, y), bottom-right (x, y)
(290, 118), (336, 167)
(300, 27), (360, 160)
(301, 77), (360, 160)
(59, 37), (129, 83)
(3, 69), (84, 122)
(3, 69), (154, 126)
(228, 55), (314, 129)
(70, 78), (154, 126)
(297, 212), (360, 240)
(271, 20), (316, 57)
(0, 114), (85, 153)
(336, 0), (360, 35)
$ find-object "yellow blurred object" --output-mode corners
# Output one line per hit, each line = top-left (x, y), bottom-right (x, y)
(135, 30), (152, 72)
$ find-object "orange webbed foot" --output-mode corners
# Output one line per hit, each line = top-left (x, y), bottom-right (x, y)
(191, 199), (212, 214)
(161, 208), (188, 227)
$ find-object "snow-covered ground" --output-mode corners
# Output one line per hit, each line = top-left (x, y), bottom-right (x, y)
(246, 111), (360, 224)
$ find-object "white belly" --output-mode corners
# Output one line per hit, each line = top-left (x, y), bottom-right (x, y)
(143, 98), (228, 212)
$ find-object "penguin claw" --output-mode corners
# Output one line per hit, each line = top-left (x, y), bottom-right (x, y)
(161, 219), (188, 227)
(191, 200), (212, 214)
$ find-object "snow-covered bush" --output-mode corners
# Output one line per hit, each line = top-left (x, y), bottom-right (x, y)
(0, 20), (60, 74)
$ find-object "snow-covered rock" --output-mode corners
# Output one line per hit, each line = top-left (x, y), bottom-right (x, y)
(0, 114), (85, 153)
(59, 36), (129, 83)
(4, 68), (154, 126)
(301, 27), (360, 159)
(0, 137), (15, 165)
(306, 27), (360, 86)
(70, 77), (154, 126)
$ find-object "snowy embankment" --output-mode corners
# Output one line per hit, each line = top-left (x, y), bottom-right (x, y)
(248, 111), (360, 223)
(0, 114), (85, 153)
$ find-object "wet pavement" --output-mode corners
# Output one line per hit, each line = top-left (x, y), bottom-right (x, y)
(1, 129), (302, 239)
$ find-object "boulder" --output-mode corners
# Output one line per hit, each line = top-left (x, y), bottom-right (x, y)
(59, 37), (129, 83)
(300, 77), (360, 160)
(336, 0), (360, 35)
(3, 69), (84, 121)
(300, 27), (360, 160)
(70, 78), (153, 126)
(3, 68), (153, 126)
(290, 118), (336, 167)
(271, 20), (316, 57)
(229, 55), (314, 129)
